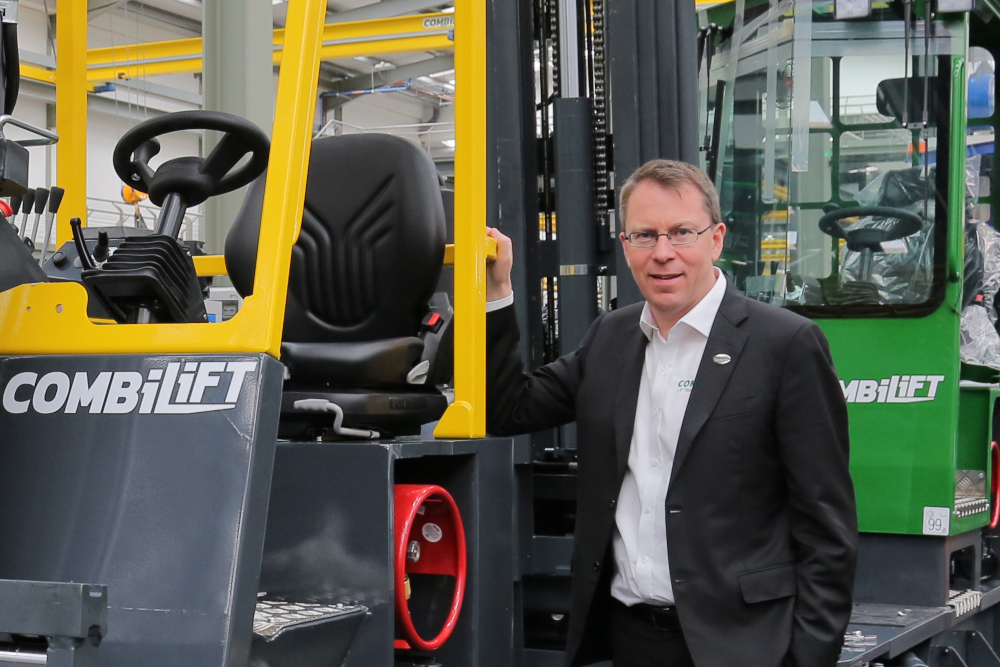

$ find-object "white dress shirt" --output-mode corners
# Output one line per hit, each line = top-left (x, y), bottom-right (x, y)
(611, 270), (727, 606)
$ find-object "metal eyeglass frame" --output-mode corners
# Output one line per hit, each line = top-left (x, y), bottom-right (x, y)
(625, 224), (713, 248)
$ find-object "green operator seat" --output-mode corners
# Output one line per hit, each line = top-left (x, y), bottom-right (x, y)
(225, 133), (454, 439)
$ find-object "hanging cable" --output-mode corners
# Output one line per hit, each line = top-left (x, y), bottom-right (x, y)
(124, 2), (134, 128)
(139, 0), (149, 122)
(108, 0), (122, 141)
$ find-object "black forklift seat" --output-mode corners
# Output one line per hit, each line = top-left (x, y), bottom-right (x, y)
(225, 133), (452, 437)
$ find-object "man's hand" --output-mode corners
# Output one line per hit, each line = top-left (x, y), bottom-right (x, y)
(487, 227), (513, 302)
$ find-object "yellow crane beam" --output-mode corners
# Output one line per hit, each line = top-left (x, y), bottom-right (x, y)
(85, 13), (455, 82)
(21, 14), (454, 84)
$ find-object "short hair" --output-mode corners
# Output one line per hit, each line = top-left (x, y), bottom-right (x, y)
(619, 160), (722, 231)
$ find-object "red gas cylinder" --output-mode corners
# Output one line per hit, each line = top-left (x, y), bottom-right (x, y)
(393, 484), (467, 651)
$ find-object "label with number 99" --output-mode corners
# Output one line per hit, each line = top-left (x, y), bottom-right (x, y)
(922, 507), (950, 536)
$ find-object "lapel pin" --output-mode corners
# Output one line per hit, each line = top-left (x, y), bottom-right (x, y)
(713, 353), (732, 365)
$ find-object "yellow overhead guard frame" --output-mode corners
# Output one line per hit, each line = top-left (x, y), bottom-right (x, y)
(0, 0), (491, 439)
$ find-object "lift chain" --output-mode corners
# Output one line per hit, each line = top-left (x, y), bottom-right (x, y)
(591, 0), (610, 244)
(549, 0), (561, 97)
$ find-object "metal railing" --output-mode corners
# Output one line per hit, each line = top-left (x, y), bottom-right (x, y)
(84, 196), (204, 241)
(314, 118), (455, 162)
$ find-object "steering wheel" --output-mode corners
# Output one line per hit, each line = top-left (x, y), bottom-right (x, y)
(818, 205), (924, 253)
(112, 110), (270, 208)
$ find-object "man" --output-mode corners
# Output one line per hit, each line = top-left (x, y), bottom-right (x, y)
(485, 160), (857, 667)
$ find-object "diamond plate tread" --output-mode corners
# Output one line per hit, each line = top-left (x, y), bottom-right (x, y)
(253, 600), (368, 640)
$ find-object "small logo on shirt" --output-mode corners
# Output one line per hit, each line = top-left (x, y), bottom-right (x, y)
(677, 379), (695, 393)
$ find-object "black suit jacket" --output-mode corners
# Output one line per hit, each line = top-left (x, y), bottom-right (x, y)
(487, 285), (858, 667)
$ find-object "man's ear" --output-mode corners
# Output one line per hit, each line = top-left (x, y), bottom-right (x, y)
(711, 223), (726, 262)
(620, 232), (631, 269)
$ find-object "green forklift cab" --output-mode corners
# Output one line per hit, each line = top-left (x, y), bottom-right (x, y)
(700, 0), (1000, 617)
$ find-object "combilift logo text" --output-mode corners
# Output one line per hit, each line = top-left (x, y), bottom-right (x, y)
(1, 361), (258, 415)
(839, 375), (946, 404)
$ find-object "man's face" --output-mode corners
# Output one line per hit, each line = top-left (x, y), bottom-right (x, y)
(619, 180), (726, 327)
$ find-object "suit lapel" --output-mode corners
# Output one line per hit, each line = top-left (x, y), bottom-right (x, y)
(669, 287), (749, 488)
(614, 320), (648, 485)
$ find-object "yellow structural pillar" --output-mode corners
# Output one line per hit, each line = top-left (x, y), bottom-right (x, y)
(435, 0), (487, 439)
(55, 1), (89, 245)
(252, 0), (328, 359)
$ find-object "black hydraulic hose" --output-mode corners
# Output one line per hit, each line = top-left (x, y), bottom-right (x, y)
(2, 21), (19, 116)
(696, 27), (707, 76)
(896, 651), (928, 667)
(702, 24), (717, 151)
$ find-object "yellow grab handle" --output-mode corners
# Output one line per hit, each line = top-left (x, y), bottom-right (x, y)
(443, 236), (496, 266)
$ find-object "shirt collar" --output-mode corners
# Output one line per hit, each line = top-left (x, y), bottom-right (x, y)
(639, 268), (727, 341)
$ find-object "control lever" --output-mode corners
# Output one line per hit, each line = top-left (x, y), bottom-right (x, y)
(8, 193), (21, 232)
(38, 185), (64, 264)
(92, 230), (110, 263)
(293, 399), (380, 439)
(26, 187), (48, 248)
(17, 187), (32, 238)
(70, 217), (97, 271)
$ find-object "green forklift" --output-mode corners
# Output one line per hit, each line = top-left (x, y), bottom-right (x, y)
(700, 0), (1000, 661)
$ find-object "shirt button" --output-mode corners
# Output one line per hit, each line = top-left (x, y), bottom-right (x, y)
(651, 459), (659, 467)
(660, 364), (668, 371)
(643, 507), (651, 515)
(653, 408), (660, 416)
(642, 556), (649, 564)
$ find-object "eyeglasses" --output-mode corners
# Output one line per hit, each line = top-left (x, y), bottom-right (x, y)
(625, 225), (713, 248)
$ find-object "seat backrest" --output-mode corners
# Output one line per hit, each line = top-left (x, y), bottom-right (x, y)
(225, 133), (446, 343)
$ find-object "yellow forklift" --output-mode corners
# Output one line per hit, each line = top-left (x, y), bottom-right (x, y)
(0, 1), (514, 666)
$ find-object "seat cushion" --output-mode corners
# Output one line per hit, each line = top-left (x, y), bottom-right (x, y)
(281, 337), (425, 389)
(226, 134), (446, 344)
